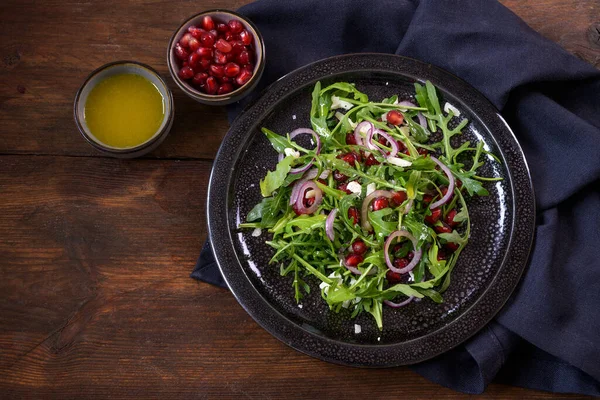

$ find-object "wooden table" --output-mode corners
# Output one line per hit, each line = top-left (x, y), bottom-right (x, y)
(1, 1), (598, 398)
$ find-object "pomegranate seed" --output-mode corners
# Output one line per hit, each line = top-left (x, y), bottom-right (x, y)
(199, 58), (211, 70)
(224, 62), (240, 77)
(214, 50), (227, 64)
(182, 61), (189, 67)
(391, 191), (407, 206)
(386, 270), (403, 284)
(445, 242), (460, 251)
(345, 253), (363, 267)
(209, 64), (225, 77)
(231, 40), (246, 55)
(393, 258), (409, 270)
(377, 135), (389, 146)
(188, 26), (204, 39)
(180, 33), (193, 48)
(397, 140), (407, 152)
(196, 47), (213, 58)
(192, 72), (208, 86)
(188, 52), (202, 70)
(372, 197), (389, 211)
(393, 244), (403, 254)
(178, 66), (194, 80)
(228, 19), (244, 33)
(200, 32), (215, 47)
(386, 110), (404, 125)
(216, 23), (229, 32)
(351, 240), (367, 255)
(339, 153), (356, 165)
(236, 50), (251, 65)
(219, 76), (232, 83)
(235, 69), (252, 86)
(423, 194), (434, 203)
(333, 170), (348, 182)
(188, 38), (201, 52)
(225, 52), (235, 62)
(174, 43), (189, 60)
(434, 222), (452, 234)
(338, 183), (352, 194)
(445, 209), (459, 227)
(205, 76), (218, 95)
(209, 29), (218, 37)
(243, 63), (254, 73)
(437, 249), (447, 261)
(317, 178), (327, 185)
(346, 133), (357, 145)
(348, 207), (359, 225)
(456, 180), (463, 188)
(239, 29), (253, 45)
(224, 31), (237, 41)
(425, 208), (442, 224)
(215, 39), (233, 53)
(201, 15), (215, 31)
(304, 197), (315, 208)
(407, 251), (414, 261)
(418, 148), (429, 156)
(365, 153), (380, 166)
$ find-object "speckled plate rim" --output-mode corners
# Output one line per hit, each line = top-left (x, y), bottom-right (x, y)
(207, 53), (535, 366)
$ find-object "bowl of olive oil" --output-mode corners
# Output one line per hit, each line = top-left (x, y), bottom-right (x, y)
(74, 61), (174, 158)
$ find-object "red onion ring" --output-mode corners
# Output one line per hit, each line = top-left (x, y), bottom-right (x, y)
(361, 190), (393, 231)
(398, 100), (417, 108)
(384, 230), (422, 274)
(353, 121), (372, 146)
(429, 156), (455, 209)
(325, 209), (337, 241)
(404, 198), (414, 214)
(384, 297), (414, 308)
(287, 128), (322, 174)
(295, 181), (322, 214)
(289, 168), (329, 206)
(366, 128), (399, 158)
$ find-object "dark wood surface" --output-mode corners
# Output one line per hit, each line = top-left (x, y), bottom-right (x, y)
(1, 1), (598, 398)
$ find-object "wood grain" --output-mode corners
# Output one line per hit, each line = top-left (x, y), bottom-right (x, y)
(0, 0), (598, 398)
(0, 0), (598, 160)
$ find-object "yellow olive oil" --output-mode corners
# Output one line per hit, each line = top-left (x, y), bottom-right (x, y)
(84, 73), (165, 148)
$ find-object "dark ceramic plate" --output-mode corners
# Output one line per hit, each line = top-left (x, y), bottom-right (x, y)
(207, 53), (535, 366)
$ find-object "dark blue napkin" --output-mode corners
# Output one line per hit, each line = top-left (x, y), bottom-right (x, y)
(192, 0), (600, 394)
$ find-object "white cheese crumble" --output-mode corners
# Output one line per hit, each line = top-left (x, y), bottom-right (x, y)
(298, 304), (303, 309)
(305, 189), (317, 199)
(346, 181), (362, 194)
(387, 156), (412, 167)
(251, 228), (262, 237)
(366, 183), (376, 196)
(444, 102), (461, 116)
(292, 114), (297, 120)
(408, 271), (415, 282)
(331, 95), (354, 111)
(284, 147), (300, 158)
(354, 324), (362, 334)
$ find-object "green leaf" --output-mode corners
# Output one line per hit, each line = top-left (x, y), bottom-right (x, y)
(259, 156), (294, 197)
(310, 82), (331, 138)
(449, 165), (489, 196)
(368, 208), (397, 241)
(384, 283), (424, 298)
(427, 243), (447, 278)
(367, 299), (383, 330)
(247, 197), (273, 222)
(438, 230), (467, 246)
(402, 214), (430, 246)
(381, 95), (398, 104)
(453, 207), (468, 223)
(320, 82), (369, 103)
(414, 288), (443, 303)
(262, 127), (289, 153)
(363, 251), (386, 269)
(327, 285), (356, 303)
(285, 214), (327, 235)
(409, 157), (436, 170)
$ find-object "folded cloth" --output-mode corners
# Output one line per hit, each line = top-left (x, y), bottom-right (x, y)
(192, 0), (600, 394)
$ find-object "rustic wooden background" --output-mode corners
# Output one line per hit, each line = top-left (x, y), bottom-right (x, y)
(1, 0), (599, 398)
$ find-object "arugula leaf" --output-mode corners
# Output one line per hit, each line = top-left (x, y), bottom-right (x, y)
(260, 156), (294, 197)
(414, 288), (443, 303)
(438, 230), (467, 246)
(427, 243), (447, 278)
(310, 82), (331, 138)
(285, 214), (327, 235)
(381, 95), (398, 104)
(320, 82), (369, 103)
(368, 208), (397, 241)
(449, 165), (489, 196)
(262, 127), (289, 153)
(402, 214), (430, 246)
(453, 207), (468, 223)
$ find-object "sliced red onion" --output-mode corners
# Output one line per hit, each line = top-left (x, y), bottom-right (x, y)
(295, 181), (322, 214)
(319, 169), (330, 179)
(417, 112), (427, 128)
(325, 209), (338, 241)
(384, 230), (422, 274)
(361, 190), (393, 231)
(289, 168), (328, 206)
(429, 156), (455, 209)
(398, 100), (417, 108)
(366, 128), (399, 158)
(353, 121), (373, 146)
(384, 297), (414, 308)
(287, 128), (322, 174)
(404, 198), (414, 214)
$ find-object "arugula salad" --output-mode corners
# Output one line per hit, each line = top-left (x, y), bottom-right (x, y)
(240, 81), (501, 330)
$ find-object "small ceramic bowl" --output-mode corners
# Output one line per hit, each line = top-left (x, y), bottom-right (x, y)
(167, 9), (265, 105)
(74, 61), (174, 158)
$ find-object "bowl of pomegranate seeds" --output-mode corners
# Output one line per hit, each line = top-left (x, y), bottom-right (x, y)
(168, 10), (265, 105)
